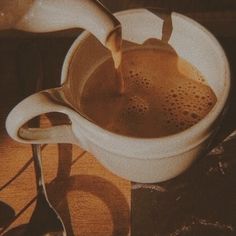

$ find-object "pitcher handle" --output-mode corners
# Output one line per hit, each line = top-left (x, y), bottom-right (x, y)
(0, 0), (120, 46)
(6, 88), (79, 144)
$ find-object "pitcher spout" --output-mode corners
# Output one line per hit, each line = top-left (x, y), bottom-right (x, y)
(0, 0), (121, 47)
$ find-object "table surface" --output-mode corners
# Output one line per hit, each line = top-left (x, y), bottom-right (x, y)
(0, 1), (236, 236)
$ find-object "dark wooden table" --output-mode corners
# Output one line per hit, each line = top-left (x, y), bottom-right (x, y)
(0, 1), (236, 236)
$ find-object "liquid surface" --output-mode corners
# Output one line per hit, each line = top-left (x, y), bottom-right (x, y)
(81, 47), (217, 138)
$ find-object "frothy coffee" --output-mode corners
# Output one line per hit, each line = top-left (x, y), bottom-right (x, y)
(81, 46), (217, 138)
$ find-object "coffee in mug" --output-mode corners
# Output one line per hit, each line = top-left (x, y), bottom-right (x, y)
(81, 41), (217, 138)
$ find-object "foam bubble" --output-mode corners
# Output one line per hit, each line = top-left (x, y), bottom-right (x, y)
(126, 69), (153, 90)
(124, 96), (149, 117)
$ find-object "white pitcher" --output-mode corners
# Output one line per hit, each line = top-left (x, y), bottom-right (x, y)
(0, 0), (120, 46)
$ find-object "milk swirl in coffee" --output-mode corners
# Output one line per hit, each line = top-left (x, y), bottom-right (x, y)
(81, 42), (217, 138)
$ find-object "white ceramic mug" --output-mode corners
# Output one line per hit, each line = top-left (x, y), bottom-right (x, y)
(6, 9), (230, 183)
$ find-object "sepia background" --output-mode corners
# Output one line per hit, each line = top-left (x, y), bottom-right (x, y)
(0, 1), (235, 235)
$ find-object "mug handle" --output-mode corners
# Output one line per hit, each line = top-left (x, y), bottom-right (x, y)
(6, 89), (78, 144)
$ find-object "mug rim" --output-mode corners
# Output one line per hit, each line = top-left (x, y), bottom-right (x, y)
(61, 8), (231, 154)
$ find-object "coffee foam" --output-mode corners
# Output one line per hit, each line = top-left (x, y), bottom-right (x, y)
(161, 80), (215, 131)
(126, 70), (152, 90)
(120, 95), (149, 126)
(81, 46), (217, 138)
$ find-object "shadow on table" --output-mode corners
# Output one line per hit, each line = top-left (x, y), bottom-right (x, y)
(0, 201), (15, 230)
(1, 143), (130, 236)
(48, 174), (130, 236)
(1, 175), (130, 236)
(1, 224), (27, 236)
